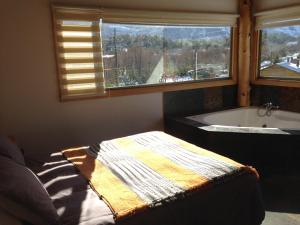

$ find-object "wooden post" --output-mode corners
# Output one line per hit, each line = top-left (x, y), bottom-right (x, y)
(238, 0), (252, 107)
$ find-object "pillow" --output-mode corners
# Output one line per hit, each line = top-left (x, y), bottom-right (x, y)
(0, 156), (60, 225)
(0, 136), (25, 165)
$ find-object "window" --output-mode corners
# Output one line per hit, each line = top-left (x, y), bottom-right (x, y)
(253, 5), (300, 86)
(52, 6), (238, 100)
(102, 23), (232, 88)
(259, 25), (300, 80)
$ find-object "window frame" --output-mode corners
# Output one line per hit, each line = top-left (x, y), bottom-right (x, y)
(251, 8), (300, 88)
(69, 26), (238, 101)
(52, 5), (238, 101)
(104, 25), (238, 98)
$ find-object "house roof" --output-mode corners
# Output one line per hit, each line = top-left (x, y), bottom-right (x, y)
(261, 60), (300, 74)
(276, 62), (300, 74)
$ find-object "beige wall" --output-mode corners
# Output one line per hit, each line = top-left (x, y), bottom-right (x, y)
(0, 0), (163, 153)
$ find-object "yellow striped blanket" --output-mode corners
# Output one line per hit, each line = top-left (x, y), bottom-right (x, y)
(62, 131), (258, 220)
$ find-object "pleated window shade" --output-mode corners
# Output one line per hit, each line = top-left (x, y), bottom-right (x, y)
(255, 5), (300, 30)
(52, 7), (106, 100)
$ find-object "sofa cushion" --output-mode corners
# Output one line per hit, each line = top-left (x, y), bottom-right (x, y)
(0, 156), (60, 225)
(0, 136), (25, 165)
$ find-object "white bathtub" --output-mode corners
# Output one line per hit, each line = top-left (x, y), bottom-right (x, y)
(186, 107), (300, 133)
(167, 107), (300, 175)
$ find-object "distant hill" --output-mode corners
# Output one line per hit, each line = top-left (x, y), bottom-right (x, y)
(102, 23), (230, 40)
(267, 26), (300, 37)
(102, 23), (300, 40)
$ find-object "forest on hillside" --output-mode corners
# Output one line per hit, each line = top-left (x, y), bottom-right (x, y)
(260, 26), (300, 64)
(101, 24), (231, 88)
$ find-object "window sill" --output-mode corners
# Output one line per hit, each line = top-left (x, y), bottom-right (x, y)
(61, 78), (236, 101)
(108, 78), (236, 97)
(251, 78), (300, 88)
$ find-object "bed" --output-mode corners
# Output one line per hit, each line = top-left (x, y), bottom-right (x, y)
(1, 132), (265, 225)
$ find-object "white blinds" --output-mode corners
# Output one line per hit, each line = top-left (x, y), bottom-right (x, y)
(255, 5), (300, 30)
(52, 7), (106, 100)
(102, 8), (239, 27)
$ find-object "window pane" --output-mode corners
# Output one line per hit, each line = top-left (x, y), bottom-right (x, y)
(259, 25), (300, 79)
(102, 23), (231, 88)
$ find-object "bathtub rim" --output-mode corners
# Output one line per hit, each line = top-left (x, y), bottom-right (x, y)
(169, 107), (300, 136)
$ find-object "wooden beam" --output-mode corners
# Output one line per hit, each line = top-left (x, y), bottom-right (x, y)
(238, 0), (252, 107)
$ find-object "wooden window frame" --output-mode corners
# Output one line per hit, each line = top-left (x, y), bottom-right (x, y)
(63, 27), (238, 101)
(105, 26), (238, 97)
(251, 29), (300, 88)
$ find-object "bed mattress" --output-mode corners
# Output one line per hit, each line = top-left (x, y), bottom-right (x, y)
(25, 133), (265, 225)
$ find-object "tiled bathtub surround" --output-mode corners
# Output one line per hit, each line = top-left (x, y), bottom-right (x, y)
(164, 85), (300, 176)
(163, 85), (237, 116)
(164, 84), (300, 116)
(251, 85), (300, 113)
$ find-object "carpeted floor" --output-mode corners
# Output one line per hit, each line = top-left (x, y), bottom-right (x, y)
(260, 174), (300, 225)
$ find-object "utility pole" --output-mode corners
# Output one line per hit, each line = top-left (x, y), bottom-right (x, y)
(162, 28), (168, 82)
(195, 50), (198, 80)
(113, 28), (119, 86)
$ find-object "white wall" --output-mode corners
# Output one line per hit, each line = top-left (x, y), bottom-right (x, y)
(0, 0), (163, 153)
(52, 0), (239, 13)
(253, 0), (300, 12)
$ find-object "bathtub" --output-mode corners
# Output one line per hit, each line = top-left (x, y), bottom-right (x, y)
(186, 107), (300, 135)
(165, 107), (300, 175)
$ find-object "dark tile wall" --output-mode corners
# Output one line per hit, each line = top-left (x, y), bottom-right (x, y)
(251, 85), (300, 113)
(163, 85), (237, 116)
(163, 84), (300, 116)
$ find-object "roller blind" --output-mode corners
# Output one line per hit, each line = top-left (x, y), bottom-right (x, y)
(255, 5), (300, 30)
(102, 8), (239, 26)
(52, 6), (106, 100)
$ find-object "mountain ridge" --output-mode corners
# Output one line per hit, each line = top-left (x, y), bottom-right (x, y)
(102, 24), (231, 40)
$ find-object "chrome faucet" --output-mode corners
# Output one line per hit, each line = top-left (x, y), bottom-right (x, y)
(263, 102), (279, 116)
